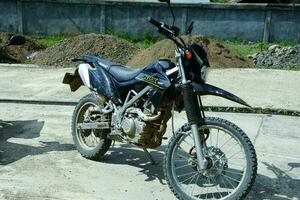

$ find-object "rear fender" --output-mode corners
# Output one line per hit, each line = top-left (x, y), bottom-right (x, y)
(193, 83), (250, 107)
(62, 63), (92, 92)
(62, 68), (82, 92)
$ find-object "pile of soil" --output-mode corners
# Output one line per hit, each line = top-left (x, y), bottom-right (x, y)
(0, 32), (45, 63)
(127, 35), (254, 68)
(32, 34), (140, 67)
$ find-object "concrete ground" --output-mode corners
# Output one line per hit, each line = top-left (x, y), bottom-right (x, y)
(1, 104), (299, 200)
(0, 65), (300, 200)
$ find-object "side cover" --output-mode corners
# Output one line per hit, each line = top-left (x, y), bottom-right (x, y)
(63, 63), (119, 103)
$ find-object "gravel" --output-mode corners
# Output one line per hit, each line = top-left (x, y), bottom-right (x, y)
(249, 45), (300, 70)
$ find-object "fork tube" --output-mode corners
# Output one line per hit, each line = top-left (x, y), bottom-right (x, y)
(182, 84), (207, 170)
(176, 51), (207, 170)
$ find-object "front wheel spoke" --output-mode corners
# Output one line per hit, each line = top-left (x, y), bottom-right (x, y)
(177, 171), (197, 178)
(175, 152), (189, 160)
(227, 150), (243, 160)
(205, 178), (210, 199)
(182, 139), (193, 147)
(220, 175), (230, 190)
(185, 173), (198, 192)
(180, 173), (198, 184)
(191, 174), (200, 196)
(210, 181), (216, 199)
(215, 184), (223, 199)
(175, 163), (191, 170)
(219, 136), (233, 149)
(174, 158), (188, 162)
(221, 175), (236, 190)
(222, 141), (239, 153)
(221, 174), (241, 185)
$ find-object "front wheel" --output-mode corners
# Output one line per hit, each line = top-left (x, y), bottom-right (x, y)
(164, 117), (257, 200)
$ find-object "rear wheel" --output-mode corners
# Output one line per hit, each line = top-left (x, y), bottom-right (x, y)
(164, 117), (257, 200)
(71, 94), (112, 160)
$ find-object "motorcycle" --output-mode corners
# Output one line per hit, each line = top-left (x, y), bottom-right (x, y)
(0, 35), (26, 63)
(63, 0), (257, 199)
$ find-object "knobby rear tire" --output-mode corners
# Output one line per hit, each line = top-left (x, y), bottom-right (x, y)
(71, 94), (112, 160)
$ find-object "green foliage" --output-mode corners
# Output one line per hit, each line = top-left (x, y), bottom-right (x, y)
(219, 38), (299, 59)
(107, 25), (158, 49)
(291, 66), (300, 71)
(32, 35), (66, 47)
(31, 32), (159, 49)
(114, 32), (157, 49)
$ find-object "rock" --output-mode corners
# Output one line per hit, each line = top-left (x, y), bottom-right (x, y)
(27, 52), (39, 60)
(268, 44), (280, 51)
(247, 53), (258, 59)
(250, 44), (300, 70)
(287, 48), (296, 54)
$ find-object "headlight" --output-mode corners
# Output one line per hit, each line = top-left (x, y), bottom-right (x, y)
(201, 65), (209, 82)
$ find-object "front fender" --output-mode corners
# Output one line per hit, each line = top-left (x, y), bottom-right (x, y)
(193, 83), (250, 107)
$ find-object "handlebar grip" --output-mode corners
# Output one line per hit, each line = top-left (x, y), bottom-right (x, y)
(147, 17), (162, 28)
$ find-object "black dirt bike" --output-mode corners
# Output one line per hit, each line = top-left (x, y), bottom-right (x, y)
(63, 0), (257, 199)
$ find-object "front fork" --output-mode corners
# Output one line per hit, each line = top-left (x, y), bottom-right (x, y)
(182, 83), (207, 170)
(176, 49), (207, 170)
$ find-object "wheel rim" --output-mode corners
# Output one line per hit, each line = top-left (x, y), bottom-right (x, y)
(170, 125), (248, 200)
(75, 102), (103, 150)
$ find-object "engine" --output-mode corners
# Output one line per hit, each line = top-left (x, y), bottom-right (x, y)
(121, 103), (172, 149)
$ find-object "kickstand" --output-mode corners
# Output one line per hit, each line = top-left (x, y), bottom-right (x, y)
(143, 148), (156, 165)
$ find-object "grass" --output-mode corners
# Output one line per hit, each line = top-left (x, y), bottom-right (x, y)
(32, 35), (66, 47)
(291, 66), (300, 71)
(113, 32), (158, 49)
(32, 32), (158, 49)
(220, 38), (299, 59)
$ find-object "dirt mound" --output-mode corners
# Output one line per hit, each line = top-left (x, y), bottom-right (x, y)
(32, 34), (140, 67)
(127, 35), (254, 68)
(0, 32), (45, 63)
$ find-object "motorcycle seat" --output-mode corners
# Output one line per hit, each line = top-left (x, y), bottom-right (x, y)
(83, 54), (175, 83)
(83, 55), (143, 82)
(107, 65), (143, 82)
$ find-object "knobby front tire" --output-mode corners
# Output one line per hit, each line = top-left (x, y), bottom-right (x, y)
(164, 117), (257, 200)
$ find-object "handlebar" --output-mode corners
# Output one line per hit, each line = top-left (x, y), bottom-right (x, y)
(147, 17), (185, 50)
(148, 17), (162, 28)
(147, 17), (174, 37)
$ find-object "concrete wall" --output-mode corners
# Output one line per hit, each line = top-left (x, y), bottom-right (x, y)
(0, 0), (300, 42)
